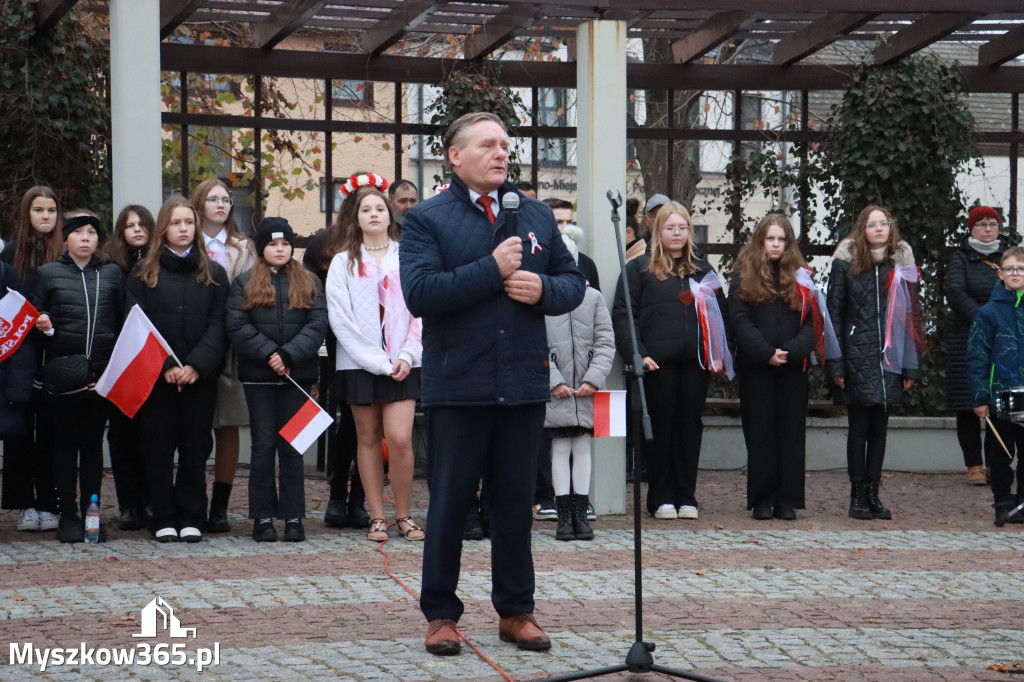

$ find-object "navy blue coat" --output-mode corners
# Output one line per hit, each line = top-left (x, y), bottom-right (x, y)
(966, 282), (1024, 409)
(400, 174), (586, 407)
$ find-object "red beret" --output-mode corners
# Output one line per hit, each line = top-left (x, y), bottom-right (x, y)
(969, 206), (1001, 229)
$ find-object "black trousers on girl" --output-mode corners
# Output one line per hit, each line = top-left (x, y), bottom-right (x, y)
(641, 362), (709, 513)
(138, 379), (217, 532)
(847, 404), (888, 482)
(956, 410), (988, 468)
(51, 393), (108, 517)
(985, 416), (1024, 505)
(328, 397), (365, 505)
(107, 408), (147, 515)
(739, 365), (808, 509)
(1, 392), (57, 513)
(244, 383), (307, 520)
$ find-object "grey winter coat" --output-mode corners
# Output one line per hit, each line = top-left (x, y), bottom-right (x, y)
(544, 287), (616, 429)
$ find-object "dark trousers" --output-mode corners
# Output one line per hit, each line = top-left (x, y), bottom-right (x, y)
(533, 435), (553, 505)
(956, 410), (987, 468)
(641, 362), (708, 513)
(1, 393), (57, 512)
(847, 404), (888, 482)
(328, 399), (365, 504)
(244, 384), (307, 520)
(51, 393), (108, 516)
(739, 365), (808, 509)
(108, 408), (147, 514)
(985, 416), (1024, 504)
(420, 404), (545, 623)
(138, 379), (217, 531)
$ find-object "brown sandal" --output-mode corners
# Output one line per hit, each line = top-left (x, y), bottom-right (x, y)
(367, 518), (388, 542)
(396, 516), (425, 541)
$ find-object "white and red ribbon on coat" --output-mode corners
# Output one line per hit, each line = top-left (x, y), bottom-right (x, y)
(358, 260), (406, 358)
(795, 267), (842, 365)
(687, 271), (734, 379)
(882, 265), (922, 373)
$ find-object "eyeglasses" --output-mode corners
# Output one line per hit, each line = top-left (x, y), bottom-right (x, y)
(662, 225), (689, 233)
(866, 221), (890, 229)
(206, 197), (232, 206)
(975, 221), (1000, 229)
(1002, 267), (1024, 275)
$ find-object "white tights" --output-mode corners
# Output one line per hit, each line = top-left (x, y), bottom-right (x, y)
(551, 435), (592, 496)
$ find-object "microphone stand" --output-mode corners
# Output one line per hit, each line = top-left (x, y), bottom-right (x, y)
(536, 192), (722, 682)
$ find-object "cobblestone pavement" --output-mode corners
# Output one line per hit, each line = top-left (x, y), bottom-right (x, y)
(0, 468), (1022, 681)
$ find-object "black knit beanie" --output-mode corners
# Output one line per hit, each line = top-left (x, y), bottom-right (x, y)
(254, 217), (295, 258)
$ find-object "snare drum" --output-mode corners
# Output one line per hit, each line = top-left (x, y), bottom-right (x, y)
(996, 387), (1024, 422)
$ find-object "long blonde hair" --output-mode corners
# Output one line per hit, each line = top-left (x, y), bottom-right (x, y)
(647, 201), (696, 280)
(136, 196), (217, 288)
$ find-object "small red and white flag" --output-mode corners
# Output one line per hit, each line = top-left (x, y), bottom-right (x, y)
(95, 305), (175, 417)
(280, 397), (334, 454)
(593, 390), (627, 437)
(0, 288), (38, 363)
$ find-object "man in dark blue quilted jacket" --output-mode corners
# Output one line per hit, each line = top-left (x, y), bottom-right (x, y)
(401, 112), (586, 655)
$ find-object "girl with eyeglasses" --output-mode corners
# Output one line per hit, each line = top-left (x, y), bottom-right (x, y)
(190, 179), (257, 533)
(612, 201), (731, 521)
(944, 206), (1009, 487)
(827, 205), (923, 520)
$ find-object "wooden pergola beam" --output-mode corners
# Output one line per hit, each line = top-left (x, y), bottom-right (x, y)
(35, 0), (78, 33)
(359, 0), (447, 57)
(160, 0), (207, 40)
(463, 4), (544, 61)
(671, 11), (749, 64)
(254, 0), (329, 50)
(979, 23), (1024, 67)
(873, 13), (979, 65)
(773, 12), (876, 65)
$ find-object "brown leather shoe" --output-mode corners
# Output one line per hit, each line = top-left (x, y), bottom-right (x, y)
(498, 613), (551, 651)
(425, 618), (460, 655)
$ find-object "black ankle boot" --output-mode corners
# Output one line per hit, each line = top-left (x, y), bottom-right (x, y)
(323, 497), (348, 528)
(554, 495), (574, 541)
(866, 480), (892, 520)
(207, 482), (232, 532)
(849, 482), (872, 520)
(571, 493), (594, 540)
(346, 491), (370, 529)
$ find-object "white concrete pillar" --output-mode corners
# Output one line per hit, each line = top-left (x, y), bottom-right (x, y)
(109, 0), (163, 214)
(576, 20), (628, 515)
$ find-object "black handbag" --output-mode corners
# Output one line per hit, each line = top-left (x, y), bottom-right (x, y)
(40, 354), (91, 395)
(40, 270), (100, 396)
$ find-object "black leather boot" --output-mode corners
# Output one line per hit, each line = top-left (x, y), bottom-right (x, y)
(866, 480), (892, 520)
(323, 497), (347, 528)
(849, 482), (872, 520)
(554, 495), (574, 541)
(571, 493), (594, 540)
(346, 487), (370, 529)
(207, 482), (232, 532)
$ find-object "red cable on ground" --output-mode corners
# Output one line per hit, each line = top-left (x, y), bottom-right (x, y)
(376, 495), (515, 682)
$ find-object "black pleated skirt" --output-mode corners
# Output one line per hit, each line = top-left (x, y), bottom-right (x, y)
(335, 368), (421, 406)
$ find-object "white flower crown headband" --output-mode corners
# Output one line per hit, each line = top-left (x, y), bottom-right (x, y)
(340, 173), (390, 196)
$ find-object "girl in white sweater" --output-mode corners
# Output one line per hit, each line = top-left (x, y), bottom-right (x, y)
(326, 187), (423, 543)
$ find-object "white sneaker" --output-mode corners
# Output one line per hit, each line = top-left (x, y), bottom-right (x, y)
(16, 508), (40, 531)
(179, 526), (203, 543)
(37, 511), (59, 531)
(654, 504), (677, 519)
(677, 505), (699, 519)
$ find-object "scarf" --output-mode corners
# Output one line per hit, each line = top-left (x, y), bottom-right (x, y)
(968, 237), (1001, 255)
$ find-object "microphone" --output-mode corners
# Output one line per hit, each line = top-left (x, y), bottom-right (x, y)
(502, 192), (520, 241)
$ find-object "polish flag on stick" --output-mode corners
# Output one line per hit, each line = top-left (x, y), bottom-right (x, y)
(0, 288), (38, 363)
(593, 390), (627, 437)
(280, 375), (334, 454)
(96, 305), (179, 417)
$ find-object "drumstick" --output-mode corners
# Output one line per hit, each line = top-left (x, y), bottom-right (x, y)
(985, 415), (1015, 460)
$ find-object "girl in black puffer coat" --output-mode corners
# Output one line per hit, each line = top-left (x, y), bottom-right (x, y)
(125, 197), (229, 543)
(227, 218), (328, 543)
(827, 205), (922, 520)
(30, 213), (123, 542)
(104, 205), (155, 531)
(944, 207), (1010, 485)
(729, 214), (816, 521)
(613, 201), (730, 521)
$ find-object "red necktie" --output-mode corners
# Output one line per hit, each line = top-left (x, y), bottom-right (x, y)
(477, 196), (496, 225)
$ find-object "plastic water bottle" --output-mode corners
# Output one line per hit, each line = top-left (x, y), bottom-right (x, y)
(84, 494), (100, 544)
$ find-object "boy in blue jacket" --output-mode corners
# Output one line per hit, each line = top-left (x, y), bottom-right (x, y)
(967, 246), (1024, 525)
